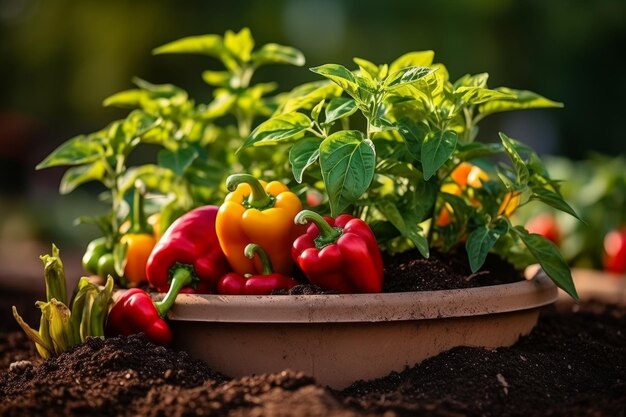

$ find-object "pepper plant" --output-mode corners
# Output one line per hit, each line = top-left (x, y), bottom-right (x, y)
(240, 51), (580, 299)
(36, 28), (305, 285)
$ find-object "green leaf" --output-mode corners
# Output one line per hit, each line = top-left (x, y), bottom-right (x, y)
(531, 187), (581, 220)
(12, 306), (52, 358)
(453, 73), (489, 89)
(466, 220), (509, 272)
(59, 161), (106, 194)
(324, 97), (358, 125)
(500, 133), (530, 186)
(479, 88), (563, 117)
(421, 130), (458, 180)
(123, 110), (161, 138)
(396, 118), (429, 161)
(119, 164), (176, 195)
(153, 34), (223, 57)
(456, 142), (503, 160)
(310, 64), (359, 97)
(384, 66), (435, 90)
(513, 226), (578, 300)
(277, 81), (342, 114)
(353, 57), (380, 80)
(311, 100), (324, 123)
(132, 78), (189, 106)
(289, 137), (321, 183)
(158, 146), (199, 176)
(252, 43), (305, 66)
(202, 70), (231, 87)
(113, 241), (127, 278)
(36, 136), (103, 169)
(243, 112), (312, 148)
(202, 90), (237, 119)
(103, 89), (145, 108)
(42, 299), (72, 355)
(389, 51), (435, 74)
(377, 200), (429, 258)
(223, 27), (254, 63)
(70, 278), (98, 343)
(90, 276), (114, 337)
(454, 86), (515, 105)
(319, 130), (376, 216)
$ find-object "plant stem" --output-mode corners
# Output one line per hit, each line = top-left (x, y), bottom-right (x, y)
(226, 174), (273, 209)
(155, 268), (195, 317)
(295, 210), (342, 249)
(244, 243), (274, 275)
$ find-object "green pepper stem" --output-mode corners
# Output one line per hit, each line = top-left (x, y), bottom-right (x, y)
(130, 180), (149, 234)
(244, 243), (273, 275)
(154, 268), (194, 317)
(226, 174), (273, 209)
(294, 210), (342, 249)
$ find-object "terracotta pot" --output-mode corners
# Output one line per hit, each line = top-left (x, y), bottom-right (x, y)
(160, 272), (557, 388)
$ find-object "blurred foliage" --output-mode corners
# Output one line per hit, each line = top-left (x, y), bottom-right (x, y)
(517, 155), (626, 270)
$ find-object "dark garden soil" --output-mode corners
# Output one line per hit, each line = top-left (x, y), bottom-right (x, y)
(0, 253), (624, 417)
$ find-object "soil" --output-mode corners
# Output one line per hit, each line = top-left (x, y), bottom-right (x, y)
(1, 254), (623, 416)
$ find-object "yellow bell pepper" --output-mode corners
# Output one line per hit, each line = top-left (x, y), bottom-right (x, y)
(216, 174), (302, 275)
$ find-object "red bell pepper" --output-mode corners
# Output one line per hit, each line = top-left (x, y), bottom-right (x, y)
(105, 289), (173, 346)
(292, 210), (384, 293)
(146, 205), (231, 294)
(217, 243), (299, 295)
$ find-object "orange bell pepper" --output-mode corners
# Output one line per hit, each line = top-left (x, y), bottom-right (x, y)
(216, 174), (302, 275)
(121, 181), (156, 286)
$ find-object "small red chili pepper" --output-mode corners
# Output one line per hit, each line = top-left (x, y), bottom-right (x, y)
(217, 244), (299, 295)
(105, 289), (174, 346)
(292, 210), (384, 293)
(146, 205), (231, 294)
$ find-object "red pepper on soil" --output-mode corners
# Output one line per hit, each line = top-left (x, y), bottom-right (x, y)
(217, 244), (299, 295)
(106, 288), (175, 346)
(146, 205), (231, 294)
(292, 210), (384, 293)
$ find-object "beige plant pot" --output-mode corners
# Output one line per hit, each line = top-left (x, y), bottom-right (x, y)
(160, 272), (557, 389)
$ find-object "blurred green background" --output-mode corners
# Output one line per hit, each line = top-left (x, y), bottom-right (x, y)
(0, 0), (624, 281)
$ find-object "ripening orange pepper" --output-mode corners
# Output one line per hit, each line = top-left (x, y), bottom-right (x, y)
(436, 183), (461, 227)
(121, 233), (156, 285)
(216, 174), (303, 275)
(497, 191), (521, 217)
(450, 162), (488, 189)
(121, 182), (156, 286)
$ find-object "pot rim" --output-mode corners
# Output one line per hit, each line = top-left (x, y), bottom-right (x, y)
(162, 272), (557, 323)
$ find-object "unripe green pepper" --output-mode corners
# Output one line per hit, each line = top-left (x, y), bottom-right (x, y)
(96, 253), (116, 278)
(82, 237), (108, 274)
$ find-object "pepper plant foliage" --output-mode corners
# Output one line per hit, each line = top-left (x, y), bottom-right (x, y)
(37, 28), (305, 274)
(241, 52), (579, 299)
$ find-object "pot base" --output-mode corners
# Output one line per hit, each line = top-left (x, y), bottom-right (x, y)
(166, 274), (557, 389)
(172, 309), (540, 388)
